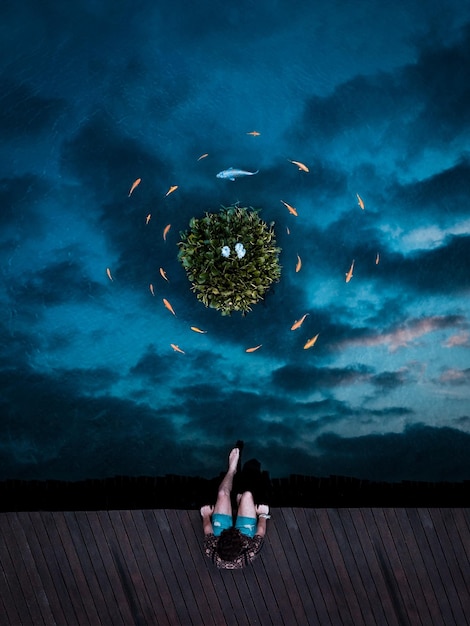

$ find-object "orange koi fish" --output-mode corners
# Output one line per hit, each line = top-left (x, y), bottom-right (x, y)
(106, 267), (113, 282)
(281, 200), (298, 216)
(288, 159), (309, 172)
(171, 344), (185, 354)
(146, 213), (151, 225)
(165, 185), (178, 197)
(163, 224), (171, 241)
(291, 313), (309, 331)
(245, 344), (262, 353)
(295, 254), (302, 273)
(159, 267), (169, 282)
(149, 283), (155, 296)
(128, 178), (141, 197)
(356, 193), (365, 210)
(190, 326), (207, 334)
(303, 333), (319, 350)
(197, 153), (209, 161)
(247, 131), (261, 136)
(345, 260), (355, 283)
(163, 298), (176, 316)
(375, 252), (380, 265)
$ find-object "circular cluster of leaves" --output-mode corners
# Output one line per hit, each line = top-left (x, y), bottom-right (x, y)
(177, 205), (282, 315)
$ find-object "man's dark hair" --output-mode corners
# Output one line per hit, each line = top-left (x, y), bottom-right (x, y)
(217, 527), (244, 561)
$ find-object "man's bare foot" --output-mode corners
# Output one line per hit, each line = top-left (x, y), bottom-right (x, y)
(228, 447), (240, 473)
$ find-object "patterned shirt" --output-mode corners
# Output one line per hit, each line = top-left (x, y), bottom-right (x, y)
(203, 533), (264, 569)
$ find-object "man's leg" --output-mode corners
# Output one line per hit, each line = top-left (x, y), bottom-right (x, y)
(213, 448), (240, 516)
(235, 491), (257, 519)
(234, 491), (258, 537)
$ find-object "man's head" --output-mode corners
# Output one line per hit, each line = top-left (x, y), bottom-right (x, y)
(217, 527), (244, 561)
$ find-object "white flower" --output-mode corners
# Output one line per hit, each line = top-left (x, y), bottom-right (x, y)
(221, 246), (231, 258)
(235, 242), (246, 259)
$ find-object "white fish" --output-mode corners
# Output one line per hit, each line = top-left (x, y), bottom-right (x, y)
(216, 167), (259, 181)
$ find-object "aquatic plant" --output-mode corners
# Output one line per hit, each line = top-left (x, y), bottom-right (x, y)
(177, 205), (281, 315)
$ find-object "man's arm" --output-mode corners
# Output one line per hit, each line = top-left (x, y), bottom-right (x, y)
(200, 504), (214, 535)
(255, 504), (270, 537)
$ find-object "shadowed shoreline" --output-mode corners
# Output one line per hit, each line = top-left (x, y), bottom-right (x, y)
(1, 471), (468, 512)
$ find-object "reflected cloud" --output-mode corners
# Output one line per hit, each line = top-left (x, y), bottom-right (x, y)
(338, 315), (466, 352)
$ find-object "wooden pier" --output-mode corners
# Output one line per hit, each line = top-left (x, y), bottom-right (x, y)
(1, 507), (468, 625)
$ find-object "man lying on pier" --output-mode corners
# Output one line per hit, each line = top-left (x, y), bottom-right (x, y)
(200, 446), (270, 569)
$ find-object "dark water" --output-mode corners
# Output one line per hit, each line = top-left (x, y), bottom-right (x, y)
(1, 0), (470, 483)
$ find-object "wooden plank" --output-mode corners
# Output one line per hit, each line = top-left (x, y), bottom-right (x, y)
(393, 508), (443, 626)
(307, 508), (357, 624)
(431, 509), (470, 619)
(226, 570), (263, 626)
(142, 509), (194, 626)
(85, 511), (136, 625)
(451, 509), (470, 572)
(51, 511), (101, 625)
(179, 510), (230, 625)
(164, 509), (217, 625)
(8, 513), (56, 625)
(0, 558), (10, 625)
(318, 508), (366, 624)
(240, 561), (274, 626)
(385, 508), (435, 624)
(202, 568), (242, 626)
(462, 508), (470, 525)
(3, 513), (45, 625)
(429, 509), (469, 620)
(0, 514), (30, 626)
(326, 508), (378, 625)
(277, 508), (323, 625)
(286, 508), (334, 626)
(28, 511), (79, 625)
(293, 507), (343, 625)
(74, 511), (125, 625)
(364, 508), (419, 625)
(130, 509), (179, 625)
(373, 508), (430, 624)
(260, 512), (306, 624)
(364, 508), (415, 625)
(64, 511), (117, 626)
(43, 511), (92, 623)
(404, 508), (456, 625)
(260, 515), (296, 624)
(349, 508), (402, 625)
(15, 512), (67, 626)
(158, 508), (213, 626)
(335, 508), (390, 626)
(0, 571), (10, 626)
(106, 510), (157, 625)
(441, 509), (470, 588)
(252, 523), (290, 625)
(118, 510), (171, 625)
(417, 509), (467, 626)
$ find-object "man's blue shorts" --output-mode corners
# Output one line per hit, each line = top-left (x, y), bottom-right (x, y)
(212, 513), (257, 538)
